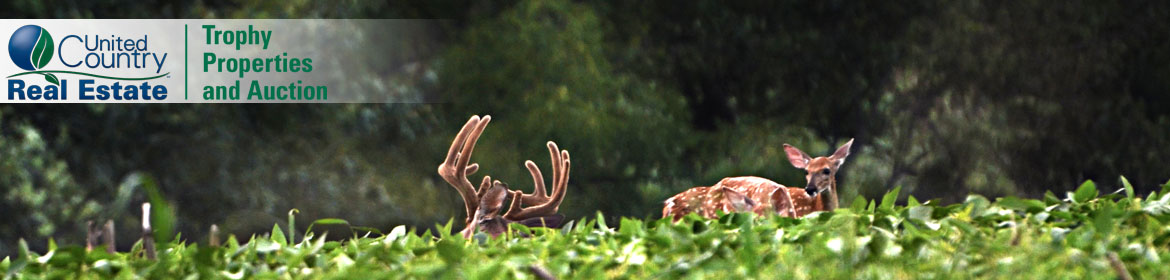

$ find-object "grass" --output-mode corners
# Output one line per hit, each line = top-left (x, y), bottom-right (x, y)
(4, 178), (1170, 279)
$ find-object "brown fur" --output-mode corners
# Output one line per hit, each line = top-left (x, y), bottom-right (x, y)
(663, 139), (853, 221)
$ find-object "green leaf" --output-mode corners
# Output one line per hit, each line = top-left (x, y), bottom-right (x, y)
(352, 226), (383, 236)
(225, 234), (239, 251)
(908, 206), (934, 222)
(1161, 179), (1170, 199)
(1073, 180), (1098, 203)
(271, 224), (287, 247)
(1120, 176), (1135, 199)
(1043, 191), (1061, 205)
(386, 225), (408, 242)
(561, 219), (577, 235)
(43, 73), (58, 85)
(6, 240), (28, 277)
(946, 219), (978, 235)
(17, 239), (30, 261)
(596, 212), (609, 231)
(307, 218), (350, 235)
(1143, 190), (1170, 215)
(509, 223), (533, 237)
(880, 186), (902, 211)
(997, 197), (1045, 213)
(850, 196), (867, 212)
(31, 29), (54, 69)
(435, 238), (464, 264)
(310, 218), (349, 226)
(964, 195), (991, 217)
(137, 174), (175, 244)
(621, 217), (647, 236)
(1092, 207), (1116, 237)
(254, 238), (280, 254)
(473, 263), (505, 279)
(288, 209), (299, 245)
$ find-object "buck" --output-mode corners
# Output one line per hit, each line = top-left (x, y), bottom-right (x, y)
(437, 115), (571, 238)
(663, 139), (854, 221)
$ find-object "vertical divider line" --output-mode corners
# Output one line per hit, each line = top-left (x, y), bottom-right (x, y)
(185, 24), (188, 100)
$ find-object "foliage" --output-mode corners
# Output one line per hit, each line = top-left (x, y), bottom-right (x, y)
(438, 0), (689, 219)
(863, 0), (1170, 203)
(5, 180), (1170, 278)
(2, 0), (1169, 261)
(0, 118), (99, 258)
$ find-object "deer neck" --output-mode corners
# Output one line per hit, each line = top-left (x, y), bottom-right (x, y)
(822, 179), (839, 211)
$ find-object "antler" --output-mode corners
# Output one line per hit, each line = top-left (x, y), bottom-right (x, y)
(440, 115), (572, 237)
(503, 141), (571, 221)
(437, 115), (492, 225)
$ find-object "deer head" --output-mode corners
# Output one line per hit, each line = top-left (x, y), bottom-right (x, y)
(437, 115), (570, 238)
(783, 139), (854, 211)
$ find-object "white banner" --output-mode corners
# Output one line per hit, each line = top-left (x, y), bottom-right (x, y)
(1, 19), (440, 103)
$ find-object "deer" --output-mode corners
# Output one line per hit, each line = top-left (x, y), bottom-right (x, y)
(663, 139), (854, 221)
(437, 115), (571, 238)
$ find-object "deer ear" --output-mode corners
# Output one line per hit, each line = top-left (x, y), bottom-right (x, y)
(718, 187), (756, 213)
(479, 182), (508, 215)
(769, 187), (796, 218)
(830, 138), (854, 168)
(783, 144), (811, 169)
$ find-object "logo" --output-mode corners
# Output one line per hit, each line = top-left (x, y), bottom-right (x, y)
(8, 25), (58, 84)
(6, 24), (172, 101)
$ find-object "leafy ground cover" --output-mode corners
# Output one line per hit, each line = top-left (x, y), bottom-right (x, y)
(4, 178), (1169, 279)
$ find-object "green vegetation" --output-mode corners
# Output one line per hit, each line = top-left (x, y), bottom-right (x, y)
(5, 178), (1168, 278)
(2, 0), (1168, 264)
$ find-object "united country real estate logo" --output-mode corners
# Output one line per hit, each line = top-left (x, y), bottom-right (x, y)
(6, 24), (170, 101)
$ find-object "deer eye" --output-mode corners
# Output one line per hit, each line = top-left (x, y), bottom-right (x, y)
(821, 168), (831, 175)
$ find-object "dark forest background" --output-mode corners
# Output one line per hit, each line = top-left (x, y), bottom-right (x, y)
(1, 0), (1167, 257)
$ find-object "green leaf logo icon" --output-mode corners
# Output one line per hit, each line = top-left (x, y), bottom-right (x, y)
(31, 28), (54, 70)
(44, 73), (59, 85)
